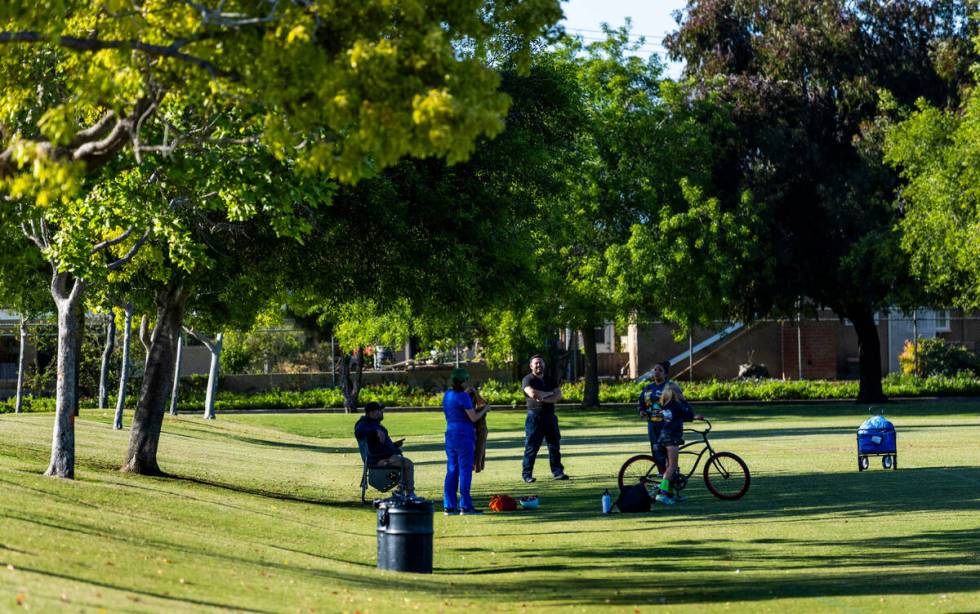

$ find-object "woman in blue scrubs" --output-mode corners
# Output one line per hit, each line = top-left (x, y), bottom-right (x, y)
(443, 367), (490, 515)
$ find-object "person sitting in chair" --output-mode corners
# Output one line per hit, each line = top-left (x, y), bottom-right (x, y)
(354, 402), (418, 500)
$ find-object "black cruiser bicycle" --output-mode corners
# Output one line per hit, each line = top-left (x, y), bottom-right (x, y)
(617, 418), (750, 500)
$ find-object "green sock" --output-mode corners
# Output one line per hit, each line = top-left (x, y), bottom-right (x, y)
(659, 478), (671, 493)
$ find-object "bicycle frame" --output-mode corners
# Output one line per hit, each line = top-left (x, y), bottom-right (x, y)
(672, 420), (717, 489)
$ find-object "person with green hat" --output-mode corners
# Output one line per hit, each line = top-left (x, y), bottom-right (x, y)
(442, 367), (491, 515)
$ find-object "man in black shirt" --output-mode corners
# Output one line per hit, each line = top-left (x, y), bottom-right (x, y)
(354, 402), (417, 498)
(521, 355), (568, 483)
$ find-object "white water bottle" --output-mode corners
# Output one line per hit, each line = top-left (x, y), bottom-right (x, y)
(601, 489), (612, 514)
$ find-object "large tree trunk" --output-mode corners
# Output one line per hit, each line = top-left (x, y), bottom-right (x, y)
(121, 283), (188, 475)
(98, 315), (116, 409)
(168, 332), (183, 416)
(14, 317), (28, 414)
(846, 304), (886, 403)
(203, 332), (223, 420)
(46, 272), (85, 479)
(579, 326), (600, 408)
(113, 305), (134, 430)
(340, 347), (364, 413)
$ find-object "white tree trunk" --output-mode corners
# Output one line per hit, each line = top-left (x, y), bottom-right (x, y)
(98, 316), (116, 409)
(203, 332), (223, 420)
(139, 314), (152, 369)
(113, 306), (134, 430)
(168, 332), (183, 416)
(46, 273), (85, 479)
(14, 317), (28, 414)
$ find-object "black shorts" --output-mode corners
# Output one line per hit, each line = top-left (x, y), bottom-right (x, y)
(658, 434), (684, 447)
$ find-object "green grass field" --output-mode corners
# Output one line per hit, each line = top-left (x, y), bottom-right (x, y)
(1, 401), (978, 613)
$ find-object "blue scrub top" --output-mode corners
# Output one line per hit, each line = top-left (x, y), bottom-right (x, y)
(443, 389), (475, 436)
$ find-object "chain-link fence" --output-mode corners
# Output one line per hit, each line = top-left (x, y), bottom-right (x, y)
(3, 312), (980, 395)
(0, 320), (135, 397)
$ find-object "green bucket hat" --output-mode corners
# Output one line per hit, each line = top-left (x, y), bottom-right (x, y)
(450, 367), (470, 382)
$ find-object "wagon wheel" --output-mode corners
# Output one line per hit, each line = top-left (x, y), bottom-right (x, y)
(858, 455), (869, 471)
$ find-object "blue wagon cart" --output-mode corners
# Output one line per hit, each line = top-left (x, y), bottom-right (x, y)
(857, 409), (897, 471)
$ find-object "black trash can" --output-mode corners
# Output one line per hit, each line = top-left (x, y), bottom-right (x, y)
(376, 498), (433, 573)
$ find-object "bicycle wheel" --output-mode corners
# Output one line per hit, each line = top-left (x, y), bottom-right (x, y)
(703, 452), (750, 500)
(618, 455), (660, 492)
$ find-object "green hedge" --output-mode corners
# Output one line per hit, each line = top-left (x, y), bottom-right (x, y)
(5, 373), (980, 414)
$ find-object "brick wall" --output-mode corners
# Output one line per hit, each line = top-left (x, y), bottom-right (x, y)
(633, 318), (868, 380)
(690, 322), (782, 380)
(782, 320), (837, 380)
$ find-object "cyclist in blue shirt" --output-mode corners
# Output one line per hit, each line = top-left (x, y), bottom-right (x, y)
(637, 361), (683, 474)
(443, 367), (491, 515)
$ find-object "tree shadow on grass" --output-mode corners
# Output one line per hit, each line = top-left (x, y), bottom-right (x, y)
(12, 563), (276, 613)
(356, 526), (980, 607)
(446, 465), (980, 530)
(170, 473), (366, 511)
(99, 477), (332, 530)
(165, 421), (354, 454)
(3, 507), (376, 584)
(252, 522), (980, 607)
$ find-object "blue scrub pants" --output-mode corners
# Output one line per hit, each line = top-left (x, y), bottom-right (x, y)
(444, 426), (476, 511)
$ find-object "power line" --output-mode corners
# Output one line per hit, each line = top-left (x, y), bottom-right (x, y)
(564, 27), (667, 42)
(576, 39), (666, 49)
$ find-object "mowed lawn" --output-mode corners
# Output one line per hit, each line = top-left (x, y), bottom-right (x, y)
(1, 401), (979, 613)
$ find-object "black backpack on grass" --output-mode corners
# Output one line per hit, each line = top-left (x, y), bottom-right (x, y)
(615, 484), (652, 513)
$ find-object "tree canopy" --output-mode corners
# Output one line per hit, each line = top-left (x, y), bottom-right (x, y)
(664, 0), (977, 401)
(885, 72), (980, 310)
(1, 0), (562, 190)
(0, 0), (564, 478)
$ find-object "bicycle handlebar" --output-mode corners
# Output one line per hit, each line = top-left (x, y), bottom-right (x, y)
(640, 409), (714, 436)
(684, 417), (712, 436)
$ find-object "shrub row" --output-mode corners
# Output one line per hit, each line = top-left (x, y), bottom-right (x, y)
(4, 373), (980, 414)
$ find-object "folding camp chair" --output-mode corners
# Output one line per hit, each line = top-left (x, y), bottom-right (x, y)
(357, 439), (403, 503)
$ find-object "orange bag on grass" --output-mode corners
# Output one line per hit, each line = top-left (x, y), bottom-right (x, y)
(489, 494), (518, 512)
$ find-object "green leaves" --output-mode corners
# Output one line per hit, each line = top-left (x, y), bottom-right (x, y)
(608, 182), (765, 332)
(885, 90), (980, 309)
(1, 0), (563, 330)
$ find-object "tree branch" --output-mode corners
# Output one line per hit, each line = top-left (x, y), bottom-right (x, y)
(0, 32), (237, 80)
(90, 227), (134, 255)
(70, 111), (117, 146)
(71, 101), (147, 162)
(1, 95), (160, 179)
(139, 315), (152, 354)
(136, 135), (261, 157)
(21, 221), (46, 250)
(181, 0), (283, 28)
(182, 326), (216, 351)
(106, 228), (151, 272)
(38, 218), (51, 248)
